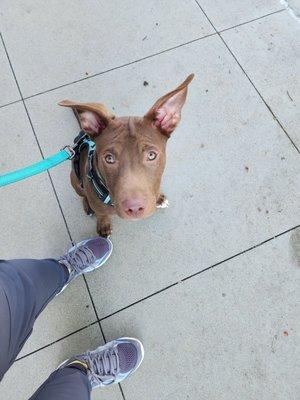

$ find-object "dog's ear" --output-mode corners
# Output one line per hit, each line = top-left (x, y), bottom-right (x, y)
(58, 100), (114, 138)
(145, 74), (194, 137)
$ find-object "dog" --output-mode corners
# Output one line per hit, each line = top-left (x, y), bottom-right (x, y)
(59, 74), (194, 236)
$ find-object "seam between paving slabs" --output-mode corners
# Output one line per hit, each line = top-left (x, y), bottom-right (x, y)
(0, 98), (21, 109)
(0, 8), (285, 109)
(0, 30), (111, 381)
(15, 320), (99, 362)
(218, 8), (286, 33)
(0, 33), (216, 103)
(194, 1), (300, 154)
(15, 223), (300, 363)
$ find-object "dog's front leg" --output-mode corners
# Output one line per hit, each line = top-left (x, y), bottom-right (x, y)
(83, 197), (95, 217)
(96, 214), (112, 237)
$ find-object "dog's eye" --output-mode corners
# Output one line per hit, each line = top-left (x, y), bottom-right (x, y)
(104, 154), (115, 164)
(147, 151), (157, 161)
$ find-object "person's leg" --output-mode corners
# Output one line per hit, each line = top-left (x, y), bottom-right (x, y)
(29, 337), (144, 400)
(0, 236), (113, 381)
(29, 367), (91, 400)
(0, 258), (68, 380)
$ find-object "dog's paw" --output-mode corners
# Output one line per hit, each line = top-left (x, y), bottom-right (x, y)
(157, 198), (169, 208)
(97, 225), (113, 237)
(156, 194), (170, 209)
(97, 219), (112, 238)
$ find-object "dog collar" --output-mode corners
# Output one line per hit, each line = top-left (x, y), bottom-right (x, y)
(73, 131), (113, 206)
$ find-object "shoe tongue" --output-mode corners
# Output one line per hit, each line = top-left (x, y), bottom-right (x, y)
(116, 343), (137, 373)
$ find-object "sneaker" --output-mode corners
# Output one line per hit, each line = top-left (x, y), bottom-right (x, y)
(58, 337), (144, 388)
(58, 237), (113, 293)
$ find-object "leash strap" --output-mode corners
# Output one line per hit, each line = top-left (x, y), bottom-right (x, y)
(0, 147), (75, 187)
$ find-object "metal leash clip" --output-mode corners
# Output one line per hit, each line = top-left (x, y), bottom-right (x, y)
(62, 145), (76, 160)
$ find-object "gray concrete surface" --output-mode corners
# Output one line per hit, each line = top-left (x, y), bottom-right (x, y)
(0, 2), (299, 399)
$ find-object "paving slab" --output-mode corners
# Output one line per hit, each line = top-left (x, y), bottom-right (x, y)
(0, 102), (70, 259)
(198, 0), (284, 31)
(222, 10), (300, 149)
(0, 42), (20, 106)
(0, 0), (213, 97)
(101, 229), (300, 400)
(25, 34), (300, 317)
(0, 103), (96, 354)
(2, 325), (123, 400)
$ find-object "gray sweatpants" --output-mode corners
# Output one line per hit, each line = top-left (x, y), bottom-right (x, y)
(0, 258), (91, 399)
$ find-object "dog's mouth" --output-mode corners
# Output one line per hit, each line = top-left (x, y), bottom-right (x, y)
(118, 211), (155, 221)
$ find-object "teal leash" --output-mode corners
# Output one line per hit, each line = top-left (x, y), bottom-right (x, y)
(0, 146), (75, 187)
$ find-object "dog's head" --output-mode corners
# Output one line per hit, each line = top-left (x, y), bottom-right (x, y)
(59, 74), (194, 220)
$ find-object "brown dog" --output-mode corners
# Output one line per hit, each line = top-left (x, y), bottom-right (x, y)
(59, 74), (194, 236)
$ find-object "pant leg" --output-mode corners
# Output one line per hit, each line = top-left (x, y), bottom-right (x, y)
(0, 258), (68, 380)
(29, 367), (91, 400)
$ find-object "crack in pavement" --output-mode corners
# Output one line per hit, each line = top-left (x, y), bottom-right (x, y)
(280, 0), (300, 22)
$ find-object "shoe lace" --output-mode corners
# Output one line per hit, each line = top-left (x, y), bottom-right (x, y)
(86, 348), (120, 385)
(63, 245), (96, 275)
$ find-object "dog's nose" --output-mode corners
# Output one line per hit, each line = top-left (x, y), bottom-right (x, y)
(122, 198), (146, 218)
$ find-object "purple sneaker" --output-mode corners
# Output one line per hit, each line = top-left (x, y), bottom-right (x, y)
(58, 337), (144, 388)
(58, 237), (113, 293)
